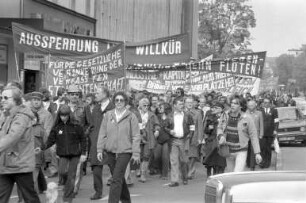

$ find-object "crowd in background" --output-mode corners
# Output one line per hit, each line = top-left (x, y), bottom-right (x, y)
(0, 81), (297, 203)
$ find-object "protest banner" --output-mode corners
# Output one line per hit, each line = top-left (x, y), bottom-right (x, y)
(125, 33), (191, 65)
(12, 22), (121, 56)
(127, 51), (266, 78)
(12, 23), (191, 64)
(47, 43), (125, 95)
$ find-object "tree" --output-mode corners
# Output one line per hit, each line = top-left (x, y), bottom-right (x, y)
(198, 0), (256, 59)
(275, 54), (294, 85)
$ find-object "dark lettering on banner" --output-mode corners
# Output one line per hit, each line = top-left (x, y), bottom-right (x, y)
(47, 44), (125, 95)
(127, 52), (266, 78)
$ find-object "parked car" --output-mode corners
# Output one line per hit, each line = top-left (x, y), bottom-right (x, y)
(276, 106), (306, 144)
(204, 171), (306, 203)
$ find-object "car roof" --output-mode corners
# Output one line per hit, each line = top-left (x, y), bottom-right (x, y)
(207, 171), (306, 188)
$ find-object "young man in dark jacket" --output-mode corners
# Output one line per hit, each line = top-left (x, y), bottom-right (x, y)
(43, 105), (87, 203)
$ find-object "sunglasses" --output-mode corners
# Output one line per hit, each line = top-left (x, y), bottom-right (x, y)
(0, 96), (12, 100)
(115, 98), (125, 103)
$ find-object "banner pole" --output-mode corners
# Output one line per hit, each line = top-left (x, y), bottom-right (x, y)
(14, 52), (20, 82)
(123, 42), (127, 92)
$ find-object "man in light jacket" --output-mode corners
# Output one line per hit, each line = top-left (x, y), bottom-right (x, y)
(0, 86), (41, 203)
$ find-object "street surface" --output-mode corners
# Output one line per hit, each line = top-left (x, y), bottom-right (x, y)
(10, 144), (306, 203)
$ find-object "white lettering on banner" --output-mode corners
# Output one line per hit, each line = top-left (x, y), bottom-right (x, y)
(19, 32), (99, 53)
(136, 40), (182, 56)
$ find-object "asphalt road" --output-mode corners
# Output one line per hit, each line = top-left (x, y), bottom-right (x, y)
(10, 144), (306, 203)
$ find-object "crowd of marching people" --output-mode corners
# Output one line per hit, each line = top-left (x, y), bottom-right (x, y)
(0, 80), (295, 203)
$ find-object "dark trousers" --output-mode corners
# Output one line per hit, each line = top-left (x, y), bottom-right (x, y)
(58, 156), (80, 202)
(107, 152), (132, 203)
(37, 168), (47, 192)
(154, 142), (170, 178)
(0, 172), (40, 203)
(92, 165), (103, 196)
(260, 137), (274, 168)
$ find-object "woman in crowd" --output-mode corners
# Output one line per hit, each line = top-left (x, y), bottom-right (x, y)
(154, 102), (172, 179)
(217, 97), (262, 172)
(97, 91), (141, 203)
(202, 101), (226, 176)
(137, 97), (160, 182)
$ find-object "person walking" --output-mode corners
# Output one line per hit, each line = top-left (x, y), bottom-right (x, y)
(246, 100), (264, 170)
(168, 97), (194, 187)
(97, 91), (141, 203)
(260, 97), (278, 168)
(154, 102), (172, 179)
(185, 96), (203, 180)
(202, 101), (226, 176)
(0, 86), (41, 203)
(89, 87), (114, 200)
(137, 97), (160, 182)
(42, 105), (87, 203)
(218, 97), (262, 172)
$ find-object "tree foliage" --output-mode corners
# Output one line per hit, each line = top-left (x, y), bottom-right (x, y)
(198, 0), (256, 59)
(275, 46), (306, 91)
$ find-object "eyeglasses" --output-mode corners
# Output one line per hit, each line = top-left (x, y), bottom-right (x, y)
(115, 98), (125, 103)
(69, 93), (79, 96)
(0, 96), (12, 100)
(143, 105), (149, 107)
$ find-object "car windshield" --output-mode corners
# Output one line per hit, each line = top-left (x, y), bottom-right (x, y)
(277, 108), (301, 121)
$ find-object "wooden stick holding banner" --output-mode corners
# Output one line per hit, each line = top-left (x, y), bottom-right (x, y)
(14, 52), (20, 82)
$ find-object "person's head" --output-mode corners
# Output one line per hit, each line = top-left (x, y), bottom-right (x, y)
(57, 87), (66, 98)
(150, 95), (159, 107)
(6, 81), (23, 91)
(95, 86), (110, 103)
(247, 100), (257, 111)
(185, 96), (194, 110)
(139, 97), (150, 113)
(39, 87), (51, 102)
(173, 97), (184, 112)
(219, 96), (227, 104)
(176, 88), (184, 97)
(207, 94), (213, 102)
(58, 104), (71, 123)
(230, 97), (244, 114)
(23, 93), (32, 108)
(211, 101), (224, 115)
(30, 92), (43, 110)
(158, 102), (172, 115)
(85, 93), (95, 106)
(262, 97), (272, 108)
(166, 90), (172, 97)
(67, 85), (81, 103)
(1, 87), (23, 111)
(199, 96), (207, 108)
(113, 91), (128, 110)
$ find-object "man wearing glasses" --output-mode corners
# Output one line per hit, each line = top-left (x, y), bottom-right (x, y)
(0, 87), (41, 203)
